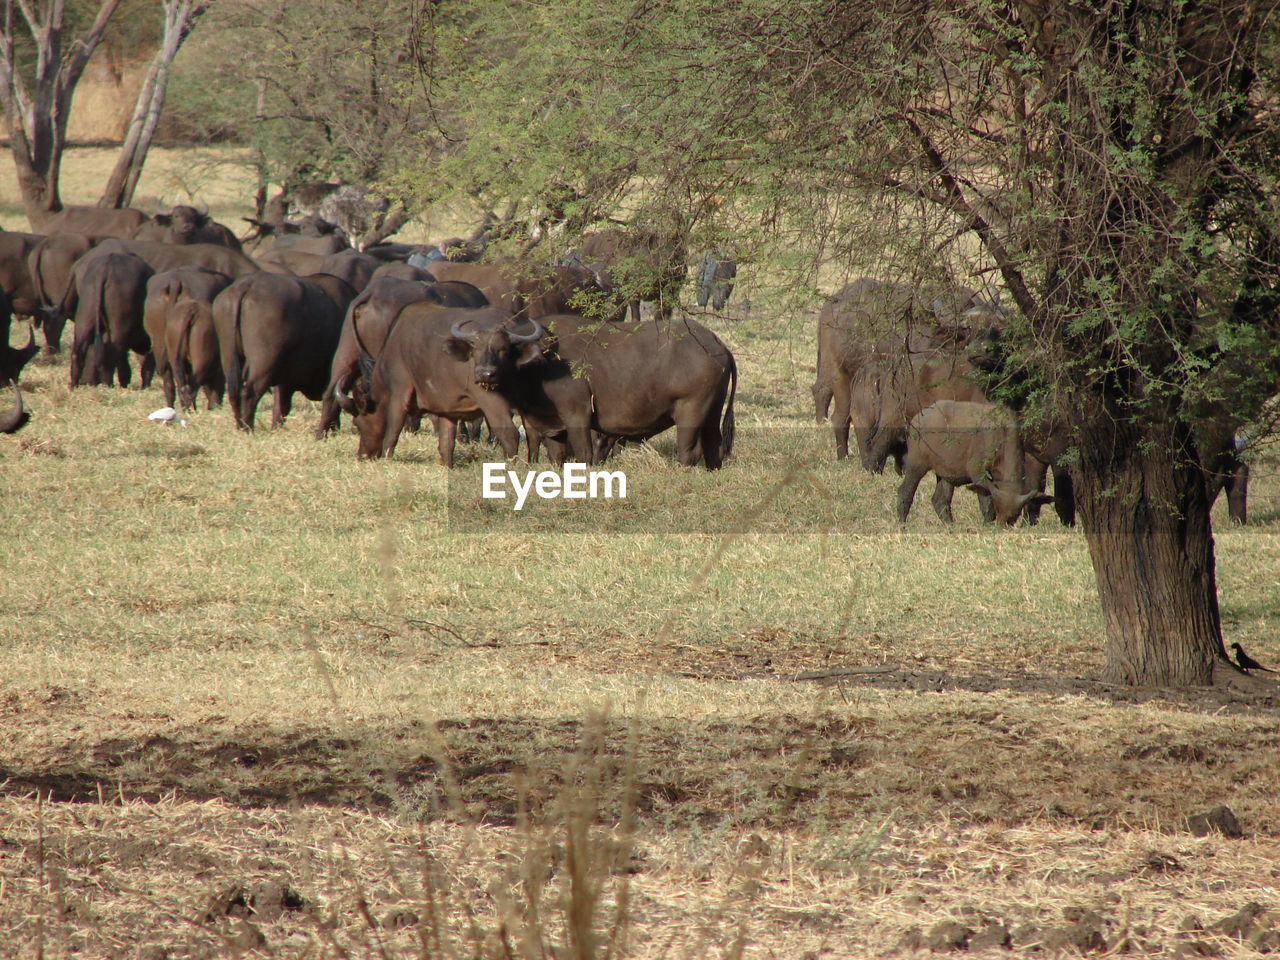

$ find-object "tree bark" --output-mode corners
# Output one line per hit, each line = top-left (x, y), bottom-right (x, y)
(99, 0), (209, 209)
(1075, 414), (1233, 686)
(0, 0), (122, 226)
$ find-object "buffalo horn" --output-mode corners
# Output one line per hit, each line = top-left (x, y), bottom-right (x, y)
(506, 319), (545, 344)
(0, 383), (29, 434)
(449, 318), (477, 341)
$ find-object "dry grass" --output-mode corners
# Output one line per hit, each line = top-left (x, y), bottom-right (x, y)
(1, 149), (1280, 958)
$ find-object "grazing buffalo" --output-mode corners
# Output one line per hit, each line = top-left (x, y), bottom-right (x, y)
(0, 231), (45, 319)
(579, 227), (687, 320)
(897, 400), (1052, 525)
(853, 350), (988, 473)
(445, 313), (737, 469)
(695, 249), (736, 311)
(213, 272), (355, 430)
(68, 252), (154, 388)
(316, 277), (491, 437)
(143, 267), (233, 408)
(27, 233), (106, 354)
(334, 305), (526, 463)
(0, 383), (30, 433)
(131, 204), (242, 249)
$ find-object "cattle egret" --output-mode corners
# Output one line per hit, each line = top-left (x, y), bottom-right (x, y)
(147, 407), (188, 427)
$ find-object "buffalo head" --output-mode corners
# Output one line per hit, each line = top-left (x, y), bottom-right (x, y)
(332, 359), (384, 460)
(968, 479), (1053, 526)
(444, 318), (546, 389)
(148, 204), (210, 243)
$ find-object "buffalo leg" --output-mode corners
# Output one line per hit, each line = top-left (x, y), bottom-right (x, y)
(272, 387), (292, 428)
(1052, 465), (1076, 527)
(240, 381), (266, 431)
(526, 423), (543, 463)
(542, 434), (568, 467)
(1226, 462), (1249, 524)
(930, 478), (956, 523)
(812, 381), (833, 424)
(137, 351), (154, 390)
(830, 374), (852, 460)
(161, 364), (178, 408)
(315, 394), (340, 438)
(115, 347), (132, 389)
(701, 419), (724, 470)
(675, 425), (701, 467)
(432, 415), (456, 466)
(41, 315), (67, 355)
(976, 490), (996, 523)
(896, 463), (929, 523)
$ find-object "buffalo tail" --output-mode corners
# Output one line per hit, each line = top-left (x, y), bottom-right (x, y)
(721, 354), (737, 460)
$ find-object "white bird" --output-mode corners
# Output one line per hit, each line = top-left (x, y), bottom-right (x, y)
(147, 407), (188, 427)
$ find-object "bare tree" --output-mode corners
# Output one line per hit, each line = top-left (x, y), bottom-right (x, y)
(0, 0), (121, 225)
(99, 0), (210, 209)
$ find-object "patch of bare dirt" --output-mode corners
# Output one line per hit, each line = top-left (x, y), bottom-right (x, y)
(2, 703), (1277, 839)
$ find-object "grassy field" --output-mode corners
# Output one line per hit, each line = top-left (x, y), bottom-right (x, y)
(2, 149), (1280, 959)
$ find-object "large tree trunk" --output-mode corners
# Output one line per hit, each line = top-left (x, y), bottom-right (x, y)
(1075, 415), (1233, 685)
(0, 0), (123, 227)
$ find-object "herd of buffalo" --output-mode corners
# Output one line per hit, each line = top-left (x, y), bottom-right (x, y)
(0, 199), (1257, 526)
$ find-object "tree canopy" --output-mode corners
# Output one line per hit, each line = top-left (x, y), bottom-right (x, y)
(411, 0), (1280, 685)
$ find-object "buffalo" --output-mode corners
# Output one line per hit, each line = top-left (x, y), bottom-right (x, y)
(143, 267), (233, 409)
(812, 279), (1004, 445)
(695, 249), (736, 311)
(88, 239), (260, 280)
(213, 272), (356, 430)
(853, 350), (988, 473)
(578, 227), (687, 321)
(27, 233), (106, 354)
(0, 231), (46, 319)
(131, 204), (242, 249)
(255, 248), (382, 291)
(37, 206), (148, 238)
(316, 277), (491, 437)
(240, 215), (350, 256)
(167, 299), (225, 412)
(334, 305), (527, 463)
(68, 251), (154, 389)
(444, 313), (736, 469)
(897, 400), (1053, 525)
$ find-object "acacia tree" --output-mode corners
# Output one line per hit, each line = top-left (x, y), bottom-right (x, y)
(425, 0), (1280, 687)
(167, 0), (440, 243)
(0, 0), (120, 223)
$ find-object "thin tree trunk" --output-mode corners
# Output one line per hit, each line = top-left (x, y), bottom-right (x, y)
(1075, 415), (1233, 685)
(99, 0), (209, 209)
